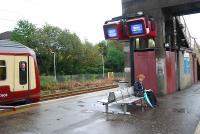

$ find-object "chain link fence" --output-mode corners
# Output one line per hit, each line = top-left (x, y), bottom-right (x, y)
(40, 72), (125, 90)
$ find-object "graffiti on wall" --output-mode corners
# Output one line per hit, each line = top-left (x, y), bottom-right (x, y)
(156, 58), (165, 76)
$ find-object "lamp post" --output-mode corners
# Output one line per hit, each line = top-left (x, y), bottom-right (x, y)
(52, 52), (57, 82)
(130, 39), (135, 86)
(98, 41), (107, 79)
(102, 41), (107, 79)
(49, 49), (57, 82)
(102, 54), (105, 79)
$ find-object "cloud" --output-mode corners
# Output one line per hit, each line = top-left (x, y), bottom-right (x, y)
(0, 0), (122, 43)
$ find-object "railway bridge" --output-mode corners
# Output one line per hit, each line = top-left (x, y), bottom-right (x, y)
(122, 0), (200, 95)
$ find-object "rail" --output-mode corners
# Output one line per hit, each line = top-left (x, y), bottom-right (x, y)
(176, 16), (200, 49)
(176, 16), (200, 63)
(41, 84), (118, 101)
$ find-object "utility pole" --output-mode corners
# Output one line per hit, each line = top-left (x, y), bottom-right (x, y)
(102, 54), (105, 79)
(49, 43), (60, 82)
(130, 39), (135, 86)
(54, 52), (56, 81)
(51, 51), (57, 82)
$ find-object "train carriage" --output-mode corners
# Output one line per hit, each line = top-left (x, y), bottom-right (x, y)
(0, 40), (40, 105)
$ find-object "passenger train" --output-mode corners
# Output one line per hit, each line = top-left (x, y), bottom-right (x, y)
(0, 40), (40, 105)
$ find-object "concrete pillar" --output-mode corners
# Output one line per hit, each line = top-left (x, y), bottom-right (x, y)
(122, 0), (200, 95)
(122, 6), (167, 95)
(123, 42), (131, 86)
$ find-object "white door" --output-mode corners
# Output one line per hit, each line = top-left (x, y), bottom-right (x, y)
(14, 56), (29, 92)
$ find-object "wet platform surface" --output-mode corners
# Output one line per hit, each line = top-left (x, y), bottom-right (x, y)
(1, 83), (200, 134)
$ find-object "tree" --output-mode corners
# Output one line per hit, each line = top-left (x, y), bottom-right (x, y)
(57, 30), (83, 74)
(97, 40), (107, 56)
(81, 40), (101, 73)
(11, 20), (37, 48)
(104, 40), (124, 72)
(11, 19), (124, 75)
(33, 24), (63, 75)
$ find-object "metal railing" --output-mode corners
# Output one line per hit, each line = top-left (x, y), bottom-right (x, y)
(176, 16), (200, 63)
(176, 16), (200, 50)
(40, 72), (125, 83)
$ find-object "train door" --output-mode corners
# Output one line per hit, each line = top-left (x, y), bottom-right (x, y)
(28, 56), (36, 90)
(14, 56), (29, 94)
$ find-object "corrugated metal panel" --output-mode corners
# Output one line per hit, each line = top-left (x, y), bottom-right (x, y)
(191, 56), (198, 84)
(134, 51), (158, 95)
(166, 51), (176, 94)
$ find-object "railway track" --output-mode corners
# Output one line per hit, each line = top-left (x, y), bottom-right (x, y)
(40, 84), (118, 101)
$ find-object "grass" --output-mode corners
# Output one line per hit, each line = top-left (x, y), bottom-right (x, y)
(40, 73), (124, 91)
(39, 73), (124, 97)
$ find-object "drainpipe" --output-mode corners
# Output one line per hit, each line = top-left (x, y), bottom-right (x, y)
(130, 39), (135, 86)
(173, 17), (180, 91)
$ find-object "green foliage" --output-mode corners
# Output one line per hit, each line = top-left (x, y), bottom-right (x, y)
(11, 19), (124, 75)
(11, 20), (36, 47)
(105, 41), (124, 72)
(97, 40), (107, 56)
(81, 40), (101, 73)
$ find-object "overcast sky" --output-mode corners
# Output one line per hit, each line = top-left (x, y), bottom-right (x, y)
(0, 0), (122, 44)
(184, 14), (200, 44)
(0, 0), (199, 44)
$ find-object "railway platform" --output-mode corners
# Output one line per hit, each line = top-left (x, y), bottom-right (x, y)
(1, 83), (200, 134)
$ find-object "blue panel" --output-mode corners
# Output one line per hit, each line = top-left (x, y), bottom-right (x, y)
(131, 23), (144, 35)
(184, 57), (191, 74)
(107, 28), (117, 38)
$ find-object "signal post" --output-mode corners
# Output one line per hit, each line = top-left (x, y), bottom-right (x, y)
(103, 12), (157, 87)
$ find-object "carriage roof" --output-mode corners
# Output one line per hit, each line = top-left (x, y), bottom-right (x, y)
(0, 40), (35, 55)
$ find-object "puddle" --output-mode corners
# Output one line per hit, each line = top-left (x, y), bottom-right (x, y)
(77, 100), (85, 103)
(172, 108), (187, 113)
(15, 132), (41, 134)
(57, 118), (62, 121)
(58, 106), (71, 110)
(81, 110), (94, 113)
(78, 105), (85, 107)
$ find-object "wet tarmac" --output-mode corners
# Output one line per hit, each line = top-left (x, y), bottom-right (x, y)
(1, 83), (200, 134)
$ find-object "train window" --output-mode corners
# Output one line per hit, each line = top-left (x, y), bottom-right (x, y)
(0, 60), (6, 80)
(19, 61), (27, 85)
